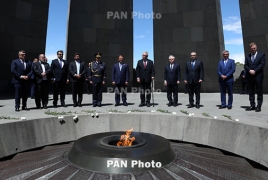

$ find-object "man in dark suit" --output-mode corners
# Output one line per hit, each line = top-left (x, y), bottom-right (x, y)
(50, 50), (69, 108)
(217, 50), (236, 109)
(88, 52), (106, 107)
(244, 42), (266, 112)
(85, 62), (91, 94)
(69, 53), (85, 107)
(164, 55), (181, 107)
(112, 55), (130, 106)
(11, 50), (32, 111)
(184, 52), (204, 109)
(33, 54), (51, 109)
(136, 52), (155, 107)
(30, 58), (38, 99)
(240, 69), (247, 94)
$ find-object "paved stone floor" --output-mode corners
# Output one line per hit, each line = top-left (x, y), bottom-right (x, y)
(0, 93), (268, 128)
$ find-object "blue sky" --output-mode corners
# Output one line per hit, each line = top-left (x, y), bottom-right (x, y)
(45, 0), (244, 64)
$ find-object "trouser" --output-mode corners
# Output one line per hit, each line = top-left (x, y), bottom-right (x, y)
(92, 82), (103, 105)
(167, 84), (178, 103)
(188, 83), (201, 105)
(115, 84), (127, 103)
(139, 81), (151, 103)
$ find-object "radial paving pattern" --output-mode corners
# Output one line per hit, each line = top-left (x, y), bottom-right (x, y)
(0, 142), (267, 179)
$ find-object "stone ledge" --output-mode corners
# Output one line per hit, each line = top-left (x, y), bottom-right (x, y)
(0, 113), (267, 168)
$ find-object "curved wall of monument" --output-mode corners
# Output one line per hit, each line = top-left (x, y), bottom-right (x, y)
(0, 114), (267, 168)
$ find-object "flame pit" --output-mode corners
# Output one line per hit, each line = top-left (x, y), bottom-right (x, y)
(68, 131), (176, 173)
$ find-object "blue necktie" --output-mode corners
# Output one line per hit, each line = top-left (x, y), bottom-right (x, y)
(251, 54), (255, 63)
(224, 60), (227, 68)
(191, 61), (194, 69)
(59, 59), (63, 68)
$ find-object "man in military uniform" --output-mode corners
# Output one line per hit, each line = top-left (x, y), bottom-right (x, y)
(88, 53), (106, 107)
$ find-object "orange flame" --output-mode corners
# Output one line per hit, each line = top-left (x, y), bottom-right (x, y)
(117, 127), (135, 146)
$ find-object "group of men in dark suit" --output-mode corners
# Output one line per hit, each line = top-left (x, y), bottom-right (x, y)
(11, 43), (266, 112)
(163, 52), (204, 108)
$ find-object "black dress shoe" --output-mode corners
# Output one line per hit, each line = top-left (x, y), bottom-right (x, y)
(146, 102), (150, 107)
(188, 104), (194, 108)
(73, 104), (77, 107)
(168, 102), (172, 107)
(227, 106), (232, 109)
(196, 104), (200, 109)
(115, 102), (119, 106)
(139, 103), (145, 107)
(93, 104), (97, 107)
(43, 104), (47, 109)
(61, 104), (67, 107)
(97, 104), (102, 107)
(246, 106), (255, 111)
(78, 103), (82, 107)
(255, 107), (261, 112)
(173, 103), (178, 107)
(22, 107), (30, 111)
(219, 106), (226, 109)
(123, 102), (128, 106)
(15, 108), (20, 112)
(53, 105), (57, 108)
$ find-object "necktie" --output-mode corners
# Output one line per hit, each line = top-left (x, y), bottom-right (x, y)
(22, 60), (26, 70)
(76, 61), (80, 74)
(170, 64), (173, 70)
(191, 61), (194, 69)
(143, 61), (146, 68)
(251, 54), (255, 63)
(224, 60), (227, 67)
(59, 59), (63, 68)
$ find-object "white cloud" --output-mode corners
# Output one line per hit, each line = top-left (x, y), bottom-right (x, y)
(230, 52), (245, 63)
(135, 35), (145, 39)
(225, 38), (243, 45)
(223, 16), (242, 34)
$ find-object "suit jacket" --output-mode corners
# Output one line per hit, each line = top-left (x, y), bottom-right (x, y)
(88, 61), (106, 83)
(244, 52), (266, 80)
(164, 63), (181, 85)
(184, 59), (204, 84)
(136, 59), (155, 82)
(33, 61), (51, 83)
(112, 62), (130, 84)
(50, 59), (69, 81)
(11, 59), (32, 84)
(240, 70), (247, 82)
(217, 59), (236, 83)
(68, 60), (86, 82)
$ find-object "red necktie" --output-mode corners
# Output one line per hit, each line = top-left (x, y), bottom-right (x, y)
(143, 61), (146, 68)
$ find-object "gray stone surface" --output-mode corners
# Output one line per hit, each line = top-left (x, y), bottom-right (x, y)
(66, 0), (133, 91)
(239, 0), (268, 92)
(153, 0), (225, 92)
(0, 0), (49, 92)
(1, 93), (268, 168)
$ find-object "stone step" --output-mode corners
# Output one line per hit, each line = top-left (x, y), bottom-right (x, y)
(177, 149), (252, 168)
(172, 158), (226, 180)
(170, 142), (196, 147)
(172, 145), (223, 155)
(176, 150), (268, 180)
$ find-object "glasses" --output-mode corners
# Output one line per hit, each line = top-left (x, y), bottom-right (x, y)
(58, 54), (63, 55)
(19, 54), (26, 56)
(169, 59), (174, 60)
